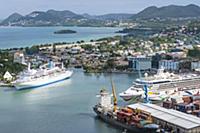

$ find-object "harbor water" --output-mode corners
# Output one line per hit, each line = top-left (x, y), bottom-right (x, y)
(0, 69), (137, 133)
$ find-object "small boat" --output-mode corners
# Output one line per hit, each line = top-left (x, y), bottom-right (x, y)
(119, 86), (143, 101)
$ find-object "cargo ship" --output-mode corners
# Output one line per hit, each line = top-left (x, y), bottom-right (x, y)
(12, 62), (73, 90)
(93, 80), (159, 133)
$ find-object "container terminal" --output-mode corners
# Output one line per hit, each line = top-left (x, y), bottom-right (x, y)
(129, 103), (200, 133)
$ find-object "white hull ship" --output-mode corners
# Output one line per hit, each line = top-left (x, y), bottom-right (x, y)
(12, 62), (73, 90)
(120, 68), (200, 101)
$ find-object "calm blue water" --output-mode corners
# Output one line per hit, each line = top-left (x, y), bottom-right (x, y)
(0, 27), (122, 49)
(0, 26), (135, 133)
(0, 70), (137, 133)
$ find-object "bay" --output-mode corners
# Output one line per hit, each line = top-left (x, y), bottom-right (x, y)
(0, 70), (138, 133)
(0, 26), (122, 49)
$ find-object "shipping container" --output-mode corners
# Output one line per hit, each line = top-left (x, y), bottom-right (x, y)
(163, 101), (173, 109)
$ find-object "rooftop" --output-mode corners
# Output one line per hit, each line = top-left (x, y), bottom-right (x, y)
(128, 103), (200, 130)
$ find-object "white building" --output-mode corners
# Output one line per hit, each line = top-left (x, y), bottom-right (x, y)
(14, 52), (26, 65)
(70, 46), (83, 54)
(109, 40), (120, 46)
(3, 71), (13, 81)
(191, 61), (200, 70)
(129, 56), (152, 71)
(159, 60), (179, 71)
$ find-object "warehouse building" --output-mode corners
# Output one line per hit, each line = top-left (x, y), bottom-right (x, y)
(159, 60), (179, 71)
(128, 103), (200, 133)
(128, 56), (152, 71)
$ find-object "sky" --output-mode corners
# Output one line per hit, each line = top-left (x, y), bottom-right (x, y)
(1, 0), (200, 19)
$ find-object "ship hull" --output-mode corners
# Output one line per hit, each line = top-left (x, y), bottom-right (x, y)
(13, 71), (73, 90)
(93, 107), (158, 133)
(119, 94), (142, 101)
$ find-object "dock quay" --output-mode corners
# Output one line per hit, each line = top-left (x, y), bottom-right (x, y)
(162, 92), (200, 116)
(128, 103), (200, 133)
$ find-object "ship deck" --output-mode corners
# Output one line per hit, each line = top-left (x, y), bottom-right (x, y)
(158, 78), (200, 91)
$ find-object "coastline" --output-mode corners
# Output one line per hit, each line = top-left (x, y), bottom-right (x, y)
(0, 26), (122, 50)
(0, 25), (123, 28)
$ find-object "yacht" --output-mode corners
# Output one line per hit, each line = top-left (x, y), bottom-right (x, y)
(119, 85), (144, 101)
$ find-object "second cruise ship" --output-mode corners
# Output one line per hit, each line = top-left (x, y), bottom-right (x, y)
(119, 68), (200, 101)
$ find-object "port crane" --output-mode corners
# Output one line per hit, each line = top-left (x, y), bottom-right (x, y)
(111, 77), (117, 112)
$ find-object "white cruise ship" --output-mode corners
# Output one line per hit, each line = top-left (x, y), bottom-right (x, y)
(12, 62), (73, 90)
(119, 68), (200, 101)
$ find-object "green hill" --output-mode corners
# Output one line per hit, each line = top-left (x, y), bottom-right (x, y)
(132, 4), (200, 19)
